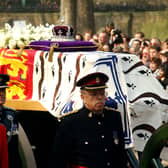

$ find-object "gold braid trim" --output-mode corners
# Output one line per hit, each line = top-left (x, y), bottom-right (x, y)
(104, 106), (120, 113)
(57, 109), (79, 121)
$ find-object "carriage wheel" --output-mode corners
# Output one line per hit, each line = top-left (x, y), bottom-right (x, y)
(19, 123), (37, 168)
(139, 123), (168, 168)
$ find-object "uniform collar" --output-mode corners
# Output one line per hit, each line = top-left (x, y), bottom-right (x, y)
(81, 106), (104, 118)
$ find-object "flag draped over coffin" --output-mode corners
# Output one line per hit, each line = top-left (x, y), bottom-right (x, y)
(118, 53), (168, 152)
(0, 48), (168, 152)
(0, 49), (35, 99)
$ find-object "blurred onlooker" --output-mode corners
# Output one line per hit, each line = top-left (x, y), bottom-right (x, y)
(160, 50), (168, 64)
(150, 37), (161, 47)
(113, 46), (124, 53)
(134, 31), (145, 42)
(140, 39), (150, 51)
(109, 29), (124, 50)
(83, 31), (92, 41)
(97, 31), (109, 50)
(157, 63), (168, 90)
(128, 38), (141, 56)
(98, 31), (108, 45)
(90, 34), (99, 44)
(103, 44), (110, 52)
(75, 33), (84, 41)
(129, 47), (137, 54)
(105, 22), (115, 44)
(120, 33), (129, 52)
(141, 46), (150, 67)
(131, 39), (141, 51)
(128, 38), (141, 55)
(149, 45), (161, 59)
(149, 57), (162, 77)
(161, 38), (168, 50)
(105, 22), (115, 37)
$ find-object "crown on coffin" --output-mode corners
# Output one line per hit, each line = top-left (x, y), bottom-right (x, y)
(52, 25), (74, 41)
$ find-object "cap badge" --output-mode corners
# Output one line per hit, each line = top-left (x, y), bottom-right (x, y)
(96, 77), (100, 84)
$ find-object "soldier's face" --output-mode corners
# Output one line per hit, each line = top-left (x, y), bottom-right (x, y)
(0, 88), (6, 105)
(81, 89), (106, 114)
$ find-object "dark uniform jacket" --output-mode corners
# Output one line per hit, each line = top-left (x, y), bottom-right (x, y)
(0, 106), (22, 168)
(48, 106), (127, 168)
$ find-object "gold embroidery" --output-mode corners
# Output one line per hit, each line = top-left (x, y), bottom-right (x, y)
(57, 109), (79, 121)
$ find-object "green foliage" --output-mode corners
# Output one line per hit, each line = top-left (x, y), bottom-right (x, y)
(95, 10), (168, 41)
(133, 11), (168, 40)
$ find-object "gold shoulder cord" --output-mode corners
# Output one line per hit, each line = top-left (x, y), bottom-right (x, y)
(104, 106), (120, 113)
(57, 109), (79, 122)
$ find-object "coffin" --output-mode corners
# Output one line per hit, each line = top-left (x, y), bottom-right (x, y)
(1, 46), (168, 153)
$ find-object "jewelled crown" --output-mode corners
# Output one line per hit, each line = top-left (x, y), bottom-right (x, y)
(52, 25), (74, 41)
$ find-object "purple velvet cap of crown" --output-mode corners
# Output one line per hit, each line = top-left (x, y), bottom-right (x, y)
(29, 40), (97, 52)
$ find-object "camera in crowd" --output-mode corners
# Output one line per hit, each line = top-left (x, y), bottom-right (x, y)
(111, 29), (123, 44)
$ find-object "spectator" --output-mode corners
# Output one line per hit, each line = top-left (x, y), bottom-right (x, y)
(150, 37), (161, 47)
(134, 31), (145, 42)
(140, 39), (150, 51)
(84, 31), (92, 41)
(128, 39), (141, 56)
(120, 33), (129, 53)
(105, 22), (115, 37)
(149, 45), (161, 59)
(75, 33), (83, 41)
(97, 31), (109, 51)
(129, 47), (138, 55)
(160, 50), (168, 64)
(109, 29), (128, 53)
(105, 22), (115, 44)
(129, 39), (141, 52)
(103, 44), (110, 51)
(162, 38), (168, 50)
(149, 57), (162, 77)
(113, 46), (124, 53)
(141, 46), (150, 67)
(98, 31), (108, 45)
(90, 34), (99, 43)
(157, 63), (168, 90)
(109, 29), (123, 49)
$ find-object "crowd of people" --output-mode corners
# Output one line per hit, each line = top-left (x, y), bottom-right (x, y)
(75, 23), (168, 91)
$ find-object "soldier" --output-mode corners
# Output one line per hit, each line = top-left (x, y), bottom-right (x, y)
(48, 72), (127, 168)
(0, 74), (22, 168)
(0, 124), (9, 168)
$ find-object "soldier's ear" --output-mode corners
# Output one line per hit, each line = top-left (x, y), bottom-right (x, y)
(80, 93), (84, 100)
(80, 89), (84, 100)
